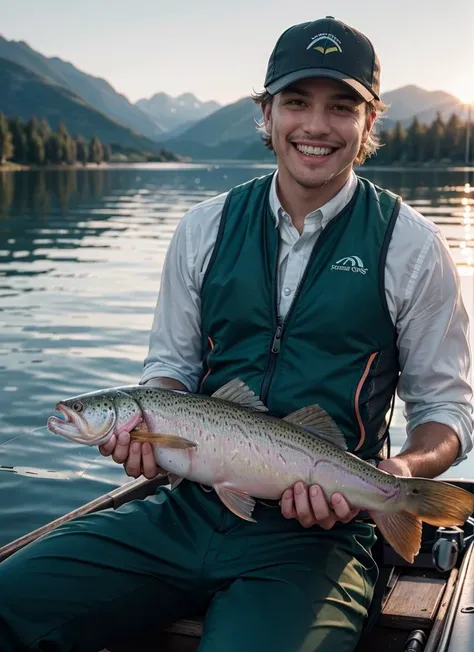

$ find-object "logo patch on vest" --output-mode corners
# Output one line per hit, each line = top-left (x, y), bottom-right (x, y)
(330, 256), (368, 275)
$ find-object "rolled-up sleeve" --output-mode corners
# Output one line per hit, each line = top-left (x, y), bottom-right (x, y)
(140, 195), (225, 391)
(395, 229), (473, 464)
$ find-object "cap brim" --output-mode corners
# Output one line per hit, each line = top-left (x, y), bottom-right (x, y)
(266, 68), (376, 102)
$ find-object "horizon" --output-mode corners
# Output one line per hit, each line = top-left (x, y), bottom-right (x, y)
(0, 0), (473, 106)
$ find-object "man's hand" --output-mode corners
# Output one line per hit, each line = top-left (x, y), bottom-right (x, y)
(280, 482), (359, 529)
(98, 376), (188, 479)
(280, 456), (412, 529)
(99, 431), (163, 479)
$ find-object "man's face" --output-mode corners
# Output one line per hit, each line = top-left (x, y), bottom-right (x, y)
(263, 77), (375, 189)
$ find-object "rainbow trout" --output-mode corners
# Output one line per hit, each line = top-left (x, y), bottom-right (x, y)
(47, 378), (474, 563)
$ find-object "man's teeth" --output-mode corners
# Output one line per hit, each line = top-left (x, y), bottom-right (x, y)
(296, 144), (334, 156)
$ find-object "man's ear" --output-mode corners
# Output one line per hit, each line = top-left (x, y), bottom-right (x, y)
(362, 108), (376, 143)
(263, 101), (272, 134)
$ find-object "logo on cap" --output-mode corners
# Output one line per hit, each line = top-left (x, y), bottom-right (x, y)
(307, 33), (342, 55)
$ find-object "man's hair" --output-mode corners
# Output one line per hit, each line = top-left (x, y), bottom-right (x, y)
(251, 89), (388, 166)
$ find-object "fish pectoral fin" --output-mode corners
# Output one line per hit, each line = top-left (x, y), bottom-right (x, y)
(168, 473), (184, 490)
(213, 484), (257, 522)
(284, 405), (347, 450)
(129, 432), (197, 449)
(211, 379), (268, 412)
(369, 510), (422, 564)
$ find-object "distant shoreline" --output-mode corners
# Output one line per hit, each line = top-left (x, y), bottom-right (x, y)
(0, 162), (120, 172)
(1, 160), (473, 172)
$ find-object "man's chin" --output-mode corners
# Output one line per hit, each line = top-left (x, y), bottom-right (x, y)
(291, 169), (337, 190)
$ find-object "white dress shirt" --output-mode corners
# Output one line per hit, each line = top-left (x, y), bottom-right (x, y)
(141, 171), (473, 464)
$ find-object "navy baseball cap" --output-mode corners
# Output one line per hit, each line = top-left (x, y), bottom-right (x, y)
(264, 17), (381, 101)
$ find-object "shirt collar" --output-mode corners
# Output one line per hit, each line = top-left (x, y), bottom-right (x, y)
(269, 170), (358, 230)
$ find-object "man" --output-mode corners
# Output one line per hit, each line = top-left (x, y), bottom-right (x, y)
(0, 16), (472, 652)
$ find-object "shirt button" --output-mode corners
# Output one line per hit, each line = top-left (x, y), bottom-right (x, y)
(294, 243), (302, 252)
(284, 287), (292, 296)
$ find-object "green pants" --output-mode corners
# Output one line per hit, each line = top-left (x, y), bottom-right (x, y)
(0, 480), (378, 652)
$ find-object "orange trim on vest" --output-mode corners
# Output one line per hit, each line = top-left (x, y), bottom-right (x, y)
(199, 337), (215, 391)
(354, 352), (378, 452)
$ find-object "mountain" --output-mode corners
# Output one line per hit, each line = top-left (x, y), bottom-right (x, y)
(136, 92), (220, 131)
(161, 96), (270, 160)
(0, 57), (166, 154)
(380, 84), (466, 128)
(0, 35), (164, 141)
(400, 98), (468, 127)
(381, 85), (458, 122)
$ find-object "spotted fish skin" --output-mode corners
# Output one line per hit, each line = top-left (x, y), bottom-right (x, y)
(47, 379), (474, 564)
(125, 385), (400, 507)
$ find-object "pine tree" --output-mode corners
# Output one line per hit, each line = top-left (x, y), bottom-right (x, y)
(25, 118), (45, 165)
(8, 116), (28, 164)
(442, 113), (463, 161)
(88, 136), (104, 164)
(75, 135), (89, 165)
(40, 119), (52, 162)
(391, 121), (407, 163)
(425, 112), (445, 161)
(374, 129), (393, 163)
(46, 133), (63, 164)
(40, 118), (52, 140)
(0, 113), (13, 163)
(406, 117), (426, 163)
(57, 122), (76, 165)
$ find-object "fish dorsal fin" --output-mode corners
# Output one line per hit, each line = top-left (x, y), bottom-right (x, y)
(211, 379), (268, 412)
(284, 405), (347, 450)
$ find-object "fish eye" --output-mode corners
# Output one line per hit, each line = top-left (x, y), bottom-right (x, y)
(412, 488), (420, 495)
(72, 402), (84, 413)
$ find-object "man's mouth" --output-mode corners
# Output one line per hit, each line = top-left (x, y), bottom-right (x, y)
(293, 143), (338, 158)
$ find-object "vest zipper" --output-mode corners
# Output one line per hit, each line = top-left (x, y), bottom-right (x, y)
(260, 223), (335, 405)
(260, 322), (283, 403)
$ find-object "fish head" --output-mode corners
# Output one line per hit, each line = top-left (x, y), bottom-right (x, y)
(47, 388), (143, 447)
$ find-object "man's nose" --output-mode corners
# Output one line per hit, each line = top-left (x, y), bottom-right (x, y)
(303, 109), (331, 136)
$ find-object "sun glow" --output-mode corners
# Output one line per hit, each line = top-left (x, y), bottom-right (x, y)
(458, 91), (474, 105)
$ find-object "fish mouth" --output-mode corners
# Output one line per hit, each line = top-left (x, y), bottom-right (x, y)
(47, 403), (115, 447)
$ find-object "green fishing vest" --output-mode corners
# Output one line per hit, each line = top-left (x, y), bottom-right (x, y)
(199, 173), (401, 459)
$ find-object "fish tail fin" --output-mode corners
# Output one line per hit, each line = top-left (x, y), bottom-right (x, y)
(369, 510), (422, 563)
(403, 478), (474, 526)
(129, 431), (197, 449)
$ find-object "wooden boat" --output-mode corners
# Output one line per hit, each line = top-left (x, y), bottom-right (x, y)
(1, 475), (474, 652)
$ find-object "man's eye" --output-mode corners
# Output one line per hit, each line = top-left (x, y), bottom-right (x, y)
(334, 104), (356, 113)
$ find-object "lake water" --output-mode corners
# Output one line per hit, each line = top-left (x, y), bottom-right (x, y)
(1, 163), (474, 548)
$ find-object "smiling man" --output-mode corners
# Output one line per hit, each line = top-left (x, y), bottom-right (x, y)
(0, 16), (472, 652)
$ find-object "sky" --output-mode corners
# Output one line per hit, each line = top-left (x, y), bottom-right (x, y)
(0, 0), (473, 106)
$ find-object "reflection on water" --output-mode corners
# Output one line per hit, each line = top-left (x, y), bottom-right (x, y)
(0, 163), (473, 548)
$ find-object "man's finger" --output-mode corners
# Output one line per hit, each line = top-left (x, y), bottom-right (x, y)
(141, 442), (159, 479)
(111, 431), (131, 465)
(308, 485), (333, 524)
(294, 482), (316, 528)
(330, 493), (353, 522)
(281, 488), (297, 519)
(124, 441), (142, 478)
(99, 433), (116, 457)
(330, 493), (360, 523)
